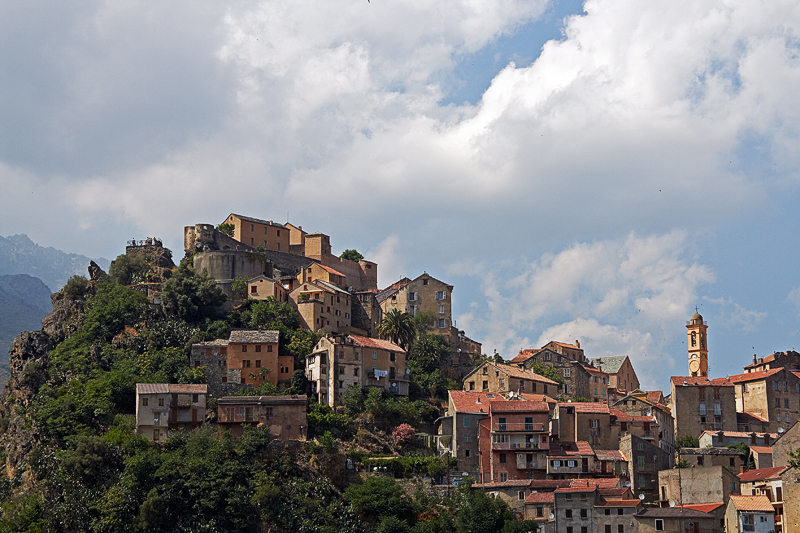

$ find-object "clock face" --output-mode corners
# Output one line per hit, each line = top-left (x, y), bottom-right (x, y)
(689, 360), (700, 373)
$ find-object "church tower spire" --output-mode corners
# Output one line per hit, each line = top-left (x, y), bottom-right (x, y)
(687, 309), (708, 377)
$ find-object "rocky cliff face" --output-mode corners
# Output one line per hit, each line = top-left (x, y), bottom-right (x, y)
(0, 261), (106, 479)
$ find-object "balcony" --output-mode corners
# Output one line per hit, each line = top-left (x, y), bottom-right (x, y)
(493, 422), (546, 432)
(491, 441), (540, 450)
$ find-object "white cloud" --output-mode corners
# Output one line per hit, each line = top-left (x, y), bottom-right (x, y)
(367, 235), (406, 288)
(459, 232), (715, 389)
(703, 296), (767, 333)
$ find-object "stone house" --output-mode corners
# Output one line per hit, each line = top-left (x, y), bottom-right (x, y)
(216, 395), (307, 439)
(554, 402), (612, 448)
(297, 263), (347, 289)
(738, 411), (771, 433)
(437, 391), (498, 477)
(779, 468), (800, 533)
(288, 279), (352, 334)
(511, 347), (591, 400)
(221, 213), (290, 252)
(738, 466), (788, 528)
(377, 274), (453, 330)
(750, 446), (773, 469)
(542, 340), (586, 363)
(246, 274), (288, 303)
(635, 507), (717, 533)
(463, 362), (559, 397)
(771, 420), (800, 467)
(586, 366), (611, 403)
(471, 479), (535, 515)
(612, 391), (674, 456)
(699, 430), (778, 449)
(351, 290), (382, 338)
(658, 465), (741, 506)
(678, 447), (745, 470)
(609, 408), (661, 451)
(587, 355), (640, 394)
(305, 334), (408, 407)
(189, 339), (242, 398)
(683, 502), (726, 532)
(669, 376), (737, 441)
(593, 497), (643, 533)
(477, 400), (550, 483)
(227, 330), (293, 387)
(725, 495), (775, 533)
(620, 433), (672, 503)
(287, 230), (378, 291)
(135, 384), (207, 442)
(729, 368), (800, 433)
(523, 491), (555, 533)
(546, 441), (598, 479)
(745, 350), (800, 374)
(552, 483), (598, 533)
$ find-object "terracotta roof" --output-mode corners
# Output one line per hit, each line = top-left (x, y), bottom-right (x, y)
(738, 412), (769, 423)
(449, 391), (504, 413)
(473, 480), (531, 488)
(595, 499), (640, 507)
(349, 335), (404, 352)
(585, 366), (608, 375)
(749, 446), (772, 454)
(637, 507), (713, 518)
(729, 368), (783, 383)
(793, 371), (800, 380)
(493, 363), (559, 385)
(645, 391), (664, 403)
(599, 487), (630, 497)
(229, 330), (280, 344)
(700, 430), (778, 440)
(528, 479), (573, 489)
(594, 450), (627, 462)
(551, 341), (582, 350)
(489, 401), (549, 413)
(549, 441), (595, 457)
(609, 408), (658, 423)
(683, 502), (724, 513)
(587, 355), (629, 374)
(136, 383), (208, 394)
(518, 393), (558, 404)
(670, 376), (733, 387)
(510, 349), (540, 364)
(581, 478), (622, 488)
(318, 264), (346, 277)
(738, 466), (788, 482)
(745, 353), (776, 368)
(555, 486), (597, 494)
(559, 402), (610, 414)
(524, 492), (555, 504)
(728, 495), (775, 512)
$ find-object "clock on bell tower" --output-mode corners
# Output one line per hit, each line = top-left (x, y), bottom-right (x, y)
(687, 309), (708, 377)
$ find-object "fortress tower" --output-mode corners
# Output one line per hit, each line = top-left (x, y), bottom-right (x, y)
(686, 310), (708, 377)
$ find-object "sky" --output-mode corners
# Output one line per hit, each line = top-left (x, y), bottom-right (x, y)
(1, 0), (800, 393)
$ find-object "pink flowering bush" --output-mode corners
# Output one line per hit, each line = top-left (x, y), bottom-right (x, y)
(392, 423), (415, 448)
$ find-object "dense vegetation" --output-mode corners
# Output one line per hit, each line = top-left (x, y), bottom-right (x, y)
(0, 256), (532, 532)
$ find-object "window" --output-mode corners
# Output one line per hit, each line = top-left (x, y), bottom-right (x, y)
(591, 419), (598, 428)
(581, 527), (587, 533)
(499, 378), (505, 389)
(565, 509), (573, 518)
(566, 527), (573, 533)
(730, 457), (736, 467)
(699, 387), (705, 400)
(464, 433), (470, 442)
(408, 292), (417, 301)
(537, 506), (544, 518)
(158, 398), (164, 407)
(436, 319), (448, 328)
(242, 345), (248, 353)
(743, 514), (754, 531)
(618, 525), (623, 533)
(373, 350), (377, 359)
(439, 305), (445, 314)
(567, 460), (576, 468)
(225, 407), (235, 420)
(142, 397), (149, 406)
(153, 413), (161, 425)
(251, 285), (257, 294)
(339, 366), (344, 375)
(638, 456), (644, 468)
(699, 403), (706, 415)
(580, 508), (587, 518)
(564, 368), (571, 377)
(604, 509), (610, 516)
(435, 291), (447, 300)
(580, 493), (587, 501)
(639, 474), (646, 487)
(778, 414), (782, 422)
(499, 472), (507, 482)
(499, 453), (506, 464)
(422, 279), (428, 285)
(776, 397), (781, 408)
(655, 519), (664, 531)
(464, 449), (472, 458)
(637, 443), (643, 451)
(786, 398), (790, 408)
(518, 491), (525, 501)
(463, 416), (471, 427)
(618, 508), (623, 516)
(714, 403), (721, 415)
(255, 345), (262, 352)
(714, 387), (720, 399)
(483, 381), (488, 390)
(354, 368), (359, 376)
(605, 526), (611, 533)
(564, 384), (570, 394)
(469, 381), (475, 390)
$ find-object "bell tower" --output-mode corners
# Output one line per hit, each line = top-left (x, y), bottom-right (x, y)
(686, 309), (708, 377)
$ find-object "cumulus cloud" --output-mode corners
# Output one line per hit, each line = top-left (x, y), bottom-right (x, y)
(458, 232), (715, 388)
(703, 296), (767, 333)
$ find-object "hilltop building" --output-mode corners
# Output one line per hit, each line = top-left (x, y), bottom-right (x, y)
(135, 384), (207, 441)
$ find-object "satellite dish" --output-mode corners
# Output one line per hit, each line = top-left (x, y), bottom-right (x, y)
(624, 481), (631, 487)
(779, 427), (785, 433)
(639, 494), (645, 500)
(548, 513), (555, 520)
(669, 501), (676, 508)
(462, 472), (468, 476)
(391, 383), (397, 388)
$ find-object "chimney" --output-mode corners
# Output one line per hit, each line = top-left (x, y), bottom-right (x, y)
(753, 354), (757, 364)
(575, 340), (580, 349)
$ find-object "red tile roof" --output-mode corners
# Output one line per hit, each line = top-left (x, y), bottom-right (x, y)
(609, 408), (658, 423)
(473, 480), (532, 488)
(489, 401), (549, 413)
(738, 466), (788, 482)
(670, 376), (733, 387)
(749, 446), (772, 454)
(599, 487), (631, 497)
(549, 441), (595, 457)
(683, 502), (724, 513)
(645, 391), (664, 403)
(448, 391), (504, 413)
(349, 335), (404, 352)
(728, 495), (775, 512)
(510, 349), (540, 364)
(524, 492), (555, 504)
(318, 264), (346, 277)
(528, 479), (573, 490)
(594, 450), (627, 462)
(559, 402), (611, 414)
(551, 341), (582, 350)
(793, 371), (800, 380)
(595, 499), (640, 507)
(518, 393), (558, 404)
(585, 366), (608, 375)
(739, 412), (769, 423)
(728, 368), (783, 383)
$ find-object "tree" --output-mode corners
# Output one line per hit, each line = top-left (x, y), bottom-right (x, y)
(231, 275), (249, 301)
(344, 476), (415, 525)
(62, 275), (89, 300)
(412, 311), (436, 339)
(409, 335), (449, 374)
(379, 309), (416, 349)
(161, 261), (226, 322)
(340, 249), (364, 262)
(392, 423), (416, 448)
(675, 435), (700, 450)
(109, 253), (150, 285)
(216, 223), (235, 237)
(530, 362), (564, 386)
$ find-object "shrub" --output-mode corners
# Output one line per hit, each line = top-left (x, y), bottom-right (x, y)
(62, 275), (89, 300)
(392, 424), (416, 448)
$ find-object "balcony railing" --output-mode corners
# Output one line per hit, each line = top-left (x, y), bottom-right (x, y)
(493, 422), (546, 432)
(491, 441), (540, 450)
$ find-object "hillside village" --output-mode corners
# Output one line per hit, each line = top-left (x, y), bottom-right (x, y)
(3, 213), (800, 533)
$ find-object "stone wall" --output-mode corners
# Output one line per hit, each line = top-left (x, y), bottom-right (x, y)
(192, 250), (273, 298)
